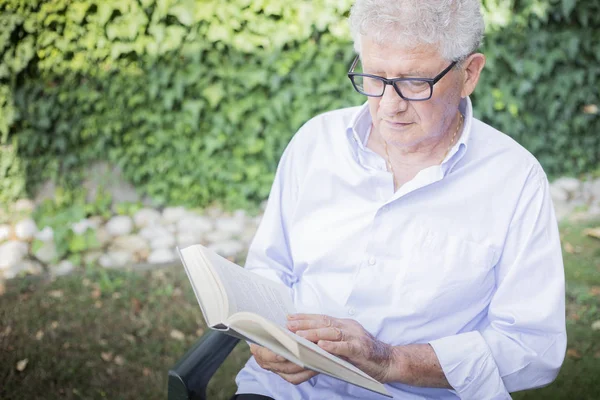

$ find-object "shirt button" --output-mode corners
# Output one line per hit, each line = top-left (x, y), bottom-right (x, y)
(368, 257), (376, 266)
(348, 307), (356, 316)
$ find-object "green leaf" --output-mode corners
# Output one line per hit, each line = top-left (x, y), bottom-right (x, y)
(561, 0), (576, 18)
(202, 83), (225, 109)
(169, 0), (195, 26)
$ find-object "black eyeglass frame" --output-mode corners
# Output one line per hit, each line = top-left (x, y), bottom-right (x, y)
(347, 55), (457, 101)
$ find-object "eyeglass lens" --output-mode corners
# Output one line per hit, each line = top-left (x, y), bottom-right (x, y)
(352, 76), (432, 100)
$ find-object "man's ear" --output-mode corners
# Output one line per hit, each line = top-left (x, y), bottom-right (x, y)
(460, 53), (486, 98)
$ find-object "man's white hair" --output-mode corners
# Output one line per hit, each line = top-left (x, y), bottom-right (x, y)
(349, 0), (485, 61)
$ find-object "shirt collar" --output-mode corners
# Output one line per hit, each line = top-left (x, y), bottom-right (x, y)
(345, 97), (474, 175)
(443, 96), (473, 175)
(345, 101), (372, 152)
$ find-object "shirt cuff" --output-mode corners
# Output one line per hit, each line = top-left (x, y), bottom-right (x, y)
(429, 331), (511, 400)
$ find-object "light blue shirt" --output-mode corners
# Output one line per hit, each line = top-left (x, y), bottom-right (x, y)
(236, 97), (566, 399)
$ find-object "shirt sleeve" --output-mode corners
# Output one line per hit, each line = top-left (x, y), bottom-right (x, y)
(429, 164), (567, 399)
(244, 141), (299, 288)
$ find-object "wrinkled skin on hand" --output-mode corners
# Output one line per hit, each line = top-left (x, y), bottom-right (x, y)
(286, 313), (395, 383)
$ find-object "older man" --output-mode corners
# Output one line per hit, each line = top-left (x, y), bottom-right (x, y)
(233, 0), (566, 399)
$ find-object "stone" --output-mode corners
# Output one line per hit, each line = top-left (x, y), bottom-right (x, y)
(33, 179), (57, 205)
(105, 216), (133, 237)
(205, 206), (223, 218)
(553, 203), (574, 221)
(580, 178), (600, 204)
(551, 177), (580, 195)
(95, 227), (111, 247)
(34, 241), (58, 264)
(141, 195), (159, 208)
(215, 217), (245, 236)
(233, 209), (247, 220)
(260, 200), (268, 212)
(147, 248), (176, 264)
(98, 254), (113, 268)
(240, 226), (258, 244)
(166, 224), (177, 234)
(0, 224), (11, 242)
(139, 225), (171, 241)
(82, 161), (140, 204)
(99, 251), (132, 268)
(88, 216), (104, 228)
(0, 241), (29, 270)
(177, 216), (213, 236)
(208, 240), (244, 258)
(205, 230), (232, 243)
(591, 179), (600, 202)
(162, 206), (187, 224)
(111, 235), (150, 262)
(549, 185), (569, 204)
(176, 232), (200, 248)
(570, 199), (587, 211)
(4, 260), (43, 280)
(252, 215), (263, 228)
(52, 260), (75, 276)
(35, 226), (54, 242)
(580, 180), (595, 203)
(133, 208), (162, 229)
(592, 320), (600, 331)
(588, 204), (600, 217)
(150, 233), (176, 250)
(14, 199), (35, 213)
(15, 218), (38, 241)
(71, 218), (95, 235)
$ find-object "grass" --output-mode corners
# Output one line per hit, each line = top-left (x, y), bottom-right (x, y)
(1, 220), (600, 400)
(0, 265), (250, 400)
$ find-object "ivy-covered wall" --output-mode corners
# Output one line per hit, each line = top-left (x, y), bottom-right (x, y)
(1, 0), (599, 209)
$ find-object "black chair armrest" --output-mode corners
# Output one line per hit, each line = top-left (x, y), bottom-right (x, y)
(168, 330), (241, 400)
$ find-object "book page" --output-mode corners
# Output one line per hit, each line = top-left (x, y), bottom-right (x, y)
(178, 246), (226, 327)
(228, 312), (391, 397)
(227, 322), (307, 368)
(200, 245), (296, 327)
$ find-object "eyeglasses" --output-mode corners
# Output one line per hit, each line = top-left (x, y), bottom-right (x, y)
(347, 55), (457, 101)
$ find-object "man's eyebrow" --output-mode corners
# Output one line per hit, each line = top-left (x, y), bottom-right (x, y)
(364, 68), (430, 78)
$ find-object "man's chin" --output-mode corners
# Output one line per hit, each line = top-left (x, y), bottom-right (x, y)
(381, 128), (423, 149)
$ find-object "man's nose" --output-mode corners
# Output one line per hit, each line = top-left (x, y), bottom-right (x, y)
(380, 84), (409, 114)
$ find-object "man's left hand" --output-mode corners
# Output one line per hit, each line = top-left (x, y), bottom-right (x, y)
(286, 313), (395, 383)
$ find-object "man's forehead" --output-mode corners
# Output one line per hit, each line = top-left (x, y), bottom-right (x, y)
(359, 37), (444, 75)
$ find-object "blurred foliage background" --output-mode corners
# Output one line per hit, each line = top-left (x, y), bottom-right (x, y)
(0, 0), (599, 209)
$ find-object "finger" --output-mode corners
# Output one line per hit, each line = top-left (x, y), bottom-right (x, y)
(278, 369), (318, 385)
(264, 360), (306, 374)
(296, 327), (345, 343)
(255, 356), (293, 371)
(250, 344), (286, 363)
(287, 315), (338, 331)
(288, 314), (333, 322)
(288, 313), (326, 320)
(318, 340), (357, 359)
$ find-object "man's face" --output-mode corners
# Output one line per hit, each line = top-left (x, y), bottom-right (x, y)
(360, 37), (464, 149)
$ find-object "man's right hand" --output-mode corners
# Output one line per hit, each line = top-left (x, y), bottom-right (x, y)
(249, 344), (318, 385)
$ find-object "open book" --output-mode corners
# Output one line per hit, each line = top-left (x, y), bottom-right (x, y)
(177, 244), (391, 397)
